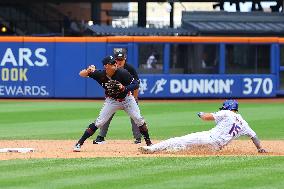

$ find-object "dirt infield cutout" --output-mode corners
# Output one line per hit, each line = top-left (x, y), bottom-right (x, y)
(0, 140), (283, 160)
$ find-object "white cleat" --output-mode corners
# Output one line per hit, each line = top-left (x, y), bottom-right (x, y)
(73, 143), (81, 152)
(138, 146), (155, 154)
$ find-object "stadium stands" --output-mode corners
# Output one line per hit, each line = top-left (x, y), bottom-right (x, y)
(86, 24), (193, 36)
(86, 11), (284, 37)
(182, 11), (284, 36)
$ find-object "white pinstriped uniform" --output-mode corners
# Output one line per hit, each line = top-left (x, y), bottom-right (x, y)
(148, 110), (257, 152)
(209, 110), (256, 147)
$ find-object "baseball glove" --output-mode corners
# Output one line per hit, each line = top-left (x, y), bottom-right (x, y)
(105, 80), (124, 97)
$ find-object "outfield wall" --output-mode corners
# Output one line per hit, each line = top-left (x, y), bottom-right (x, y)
(0, 36), (282, 98)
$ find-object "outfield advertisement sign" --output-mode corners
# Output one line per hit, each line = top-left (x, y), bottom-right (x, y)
(138, 75), (276, 98)
(0, 41), (107, 98)
(0, 43), (276, 98)
(0, 45), (54, 97)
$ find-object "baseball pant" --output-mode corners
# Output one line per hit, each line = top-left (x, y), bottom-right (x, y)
(95, 95), (145, 129)
(148, 131), (221, 152)
(98, 113), (142, 139)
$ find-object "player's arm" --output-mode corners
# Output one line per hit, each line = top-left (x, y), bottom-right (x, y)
(79, 65), (96, 77)
(132, 79), (139, 100)
(120, 70), (139, 92)
(245, 125), (267, 153)
(127, 64), (140, 100)
(124, 79), (139, 93)
(251, 136), (267, 153)
(197, 112), (215, 121)
(133, 89), (139, 99)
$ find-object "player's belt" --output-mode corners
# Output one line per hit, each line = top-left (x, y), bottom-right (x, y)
(107, 92), (131, 102)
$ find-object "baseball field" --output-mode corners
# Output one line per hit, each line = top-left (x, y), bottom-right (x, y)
(0, 99), (283, 189)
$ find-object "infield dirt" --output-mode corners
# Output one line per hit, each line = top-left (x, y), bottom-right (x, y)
(0, 140), (283, 160)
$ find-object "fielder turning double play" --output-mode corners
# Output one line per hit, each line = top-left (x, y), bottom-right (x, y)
(73, 55), (152, 152)
(139, 99), (267, 154)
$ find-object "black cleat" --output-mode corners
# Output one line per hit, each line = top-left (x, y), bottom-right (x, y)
(93, 135), (105, 144)
(145, 139), (152, 146)
(134, 138), (142, 144)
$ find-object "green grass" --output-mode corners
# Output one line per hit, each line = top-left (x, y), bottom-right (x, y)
(0, 157), (283, 189)
(0, 100), (283, 140)
(0, 100), (283, 189)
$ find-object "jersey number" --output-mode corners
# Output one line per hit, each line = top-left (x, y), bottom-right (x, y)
(229, 123), (241, 137)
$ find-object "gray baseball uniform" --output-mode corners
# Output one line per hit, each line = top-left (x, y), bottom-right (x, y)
(74, 56), (152, 152)
(98, 63), (141, 140)
(89, 68), (145, 128)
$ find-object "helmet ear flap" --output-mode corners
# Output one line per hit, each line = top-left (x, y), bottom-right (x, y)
(219, 101), (228, 110)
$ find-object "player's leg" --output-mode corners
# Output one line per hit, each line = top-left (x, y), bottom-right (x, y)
(138, 123), (152, 146)
(132, 100), (142, 143)
(123, 95), (152, 146)
(130, 118), (142, 144)
(139, 131), (218, 153)
(99, 113), (115, 137)
(94, 113), (115, 144)
(182, 131), (220, 151)
(95, 98), (120, 128)
(74, 98), (119, 151)
(140, 136), (187, 153)
(160, 131), (219, 152)
(74, 122), (99, 152)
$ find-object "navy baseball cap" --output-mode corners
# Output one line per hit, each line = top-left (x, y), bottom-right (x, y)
(102, 55), (116, 65)
(114, 50), (126, 60)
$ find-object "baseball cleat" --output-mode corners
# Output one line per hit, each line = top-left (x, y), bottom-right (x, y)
(73, 143), (81, 152)
(134, 138), (142, 144)
(93, 136), (105, 144)
(93, 140), (106, 144)
(138, 146), (154, 154)
(145, 139), (152, 146)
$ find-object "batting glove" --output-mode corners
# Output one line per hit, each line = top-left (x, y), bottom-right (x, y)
(197, 112), (204, 118)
